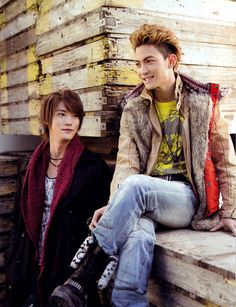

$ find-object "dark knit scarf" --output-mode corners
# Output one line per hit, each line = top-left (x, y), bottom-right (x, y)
(21, 136), (84, 269)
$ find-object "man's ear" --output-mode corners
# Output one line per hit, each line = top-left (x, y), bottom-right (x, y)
(168, 54), (177, 68)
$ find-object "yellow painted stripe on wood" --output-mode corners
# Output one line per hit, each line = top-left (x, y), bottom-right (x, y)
(0, 11), (5, 28)
(0, 87), (7, 104)
(37, 0), (52, 34)
(39, 74), (52, 96)
(0, 58), (7, 74)
(105, 0), (144, 8)
(29, 118), (40, 135)
(85, 35), (105, 44)
(26, 0), (38, 10)
(2, 123), (9, 134)
(39, 0), (52, 14)
(106, 65), (139, 85)
(41, 57), (52, 75)
(1, 105), (8, 119)
(27, 46), (37, 68)
(87, 64), (106, 86)
(27, 63), (39, 82)
(28, 99), (41, 117)
(0, 72), (7, 88)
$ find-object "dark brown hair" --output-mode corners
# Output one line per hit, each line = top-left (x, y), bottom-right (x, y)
(40, 89), (84, 140)
(130, 24), (181, 70)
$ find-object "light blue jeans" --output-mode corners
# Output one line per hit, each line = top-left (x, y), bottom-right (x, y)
(93, 174), (196, 307)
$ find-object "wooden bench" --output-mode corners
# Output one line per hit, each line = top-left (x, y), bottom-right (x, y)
(148, 229), (236, 307)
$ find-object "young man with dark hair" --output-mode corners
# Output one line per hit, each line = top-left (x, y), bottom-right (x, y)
(5, 89), (111, 306)
(51, 24), (236, 307)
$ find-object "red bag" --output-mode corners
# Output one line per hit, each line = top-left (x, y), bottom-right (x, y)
(205, 83), (220, 216)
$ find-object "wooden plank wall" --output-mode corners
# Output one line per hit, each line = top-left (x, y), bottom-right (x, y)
(0, 0), (236, 154)
(0, 155), (18, 303)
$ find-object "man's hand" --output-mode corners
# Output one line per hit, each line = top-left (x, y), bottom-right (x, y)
(210, 217), (236, 236)
(89, 205), (108, 230)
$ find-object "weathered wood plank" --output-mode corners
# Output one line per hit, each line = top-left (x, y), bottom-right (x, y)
(0, 156), (18, 177)
(0, 11), (37, 41)
(148, 279), (206, 307)
(3, 0), (38, 23)
(0, 45), (37, 73)
(36, 7), (236, 56)
(68, 86), (126, 112)
(181, 41), (236, 68)
(1, 118), (40, 136)
(104, 7), (236, 44)
(152, 253), (236, 306)
(0, 63), (39, 88)
(0, 179), (16, 197)
(39, 62), (139, 95)
(38, 0), (65, 13)
(0, 197), (14, 215)
(0, 0), (11, 9)
(80, 111), (119, 137)
(0, 217), (13, 233)
(1, 100), (41, 119)
(37, 0), (236, 36)
(40, 36), (236, 78)
(37, 0), (149, 35)
(156, 230), (236, 277)
(40, 38), (109, 74)
(37, 0), (147, 15)
(0, 27), (36, 57)
(0, 82), (39, 105)
(137, 0), (236, 24)
(36, 10), (104, 55)
(77, 86), (128, 112)
(148, 229), (236, 306)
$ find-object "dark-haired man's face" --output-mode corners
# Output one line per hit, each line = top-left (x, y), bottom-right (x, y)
(49, 101), (80, 143)
(135, 45), (176, 91)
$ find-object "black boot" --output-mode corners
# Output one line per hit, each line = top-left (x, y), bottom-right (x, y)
(49, 242), (110, 307)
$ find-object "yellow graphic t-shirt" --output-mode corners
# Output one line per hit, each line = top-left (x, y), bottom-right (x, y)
(151, 100), (187, 176)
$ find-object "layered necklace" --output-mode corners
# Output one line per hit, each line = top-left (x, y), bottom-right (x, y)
(49, 156), (63, 172)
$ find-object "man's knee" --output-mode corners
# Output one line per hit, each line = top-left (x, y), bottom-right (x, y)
(120, 174), (150, 193)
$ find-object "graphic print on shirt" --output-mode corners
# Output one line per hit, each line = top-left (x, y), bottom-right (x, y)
(151, 101), (187, 176)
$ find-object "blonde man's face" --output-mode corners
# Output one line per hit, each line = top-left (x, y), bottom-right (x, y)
(135, 45), (176, 91)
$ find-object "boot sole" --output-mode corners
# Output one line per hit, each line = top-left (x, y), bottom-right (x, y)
(49, 285), (85, 307)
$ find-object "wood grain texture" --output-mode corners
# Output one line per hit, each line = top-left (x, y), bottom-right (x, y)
(0, 28), (36, 57)
(0, 45), (37, 73)
(3, 0), (38, 23)
(0, 0), (12, 9)
(0, 11), (37, 41)
(0, 156), (18, 177)
(0, 197), (14, 215)
(150, 229), (236, 306)
(0, 82), (39, 105)
(0, 178), (16, 197)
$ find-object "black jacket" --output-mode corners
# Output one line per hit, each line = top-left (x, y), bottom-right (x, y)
(5, 148), (111, 306)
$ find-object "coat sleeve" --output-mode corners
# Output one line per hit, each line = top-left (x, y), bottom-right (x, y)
(211, 102), (236, 218)
(110, 107), (141, 199)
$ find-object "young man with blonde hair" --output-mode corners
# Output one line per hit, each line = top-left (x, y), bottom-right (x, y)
(51, 24), (236, 307)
